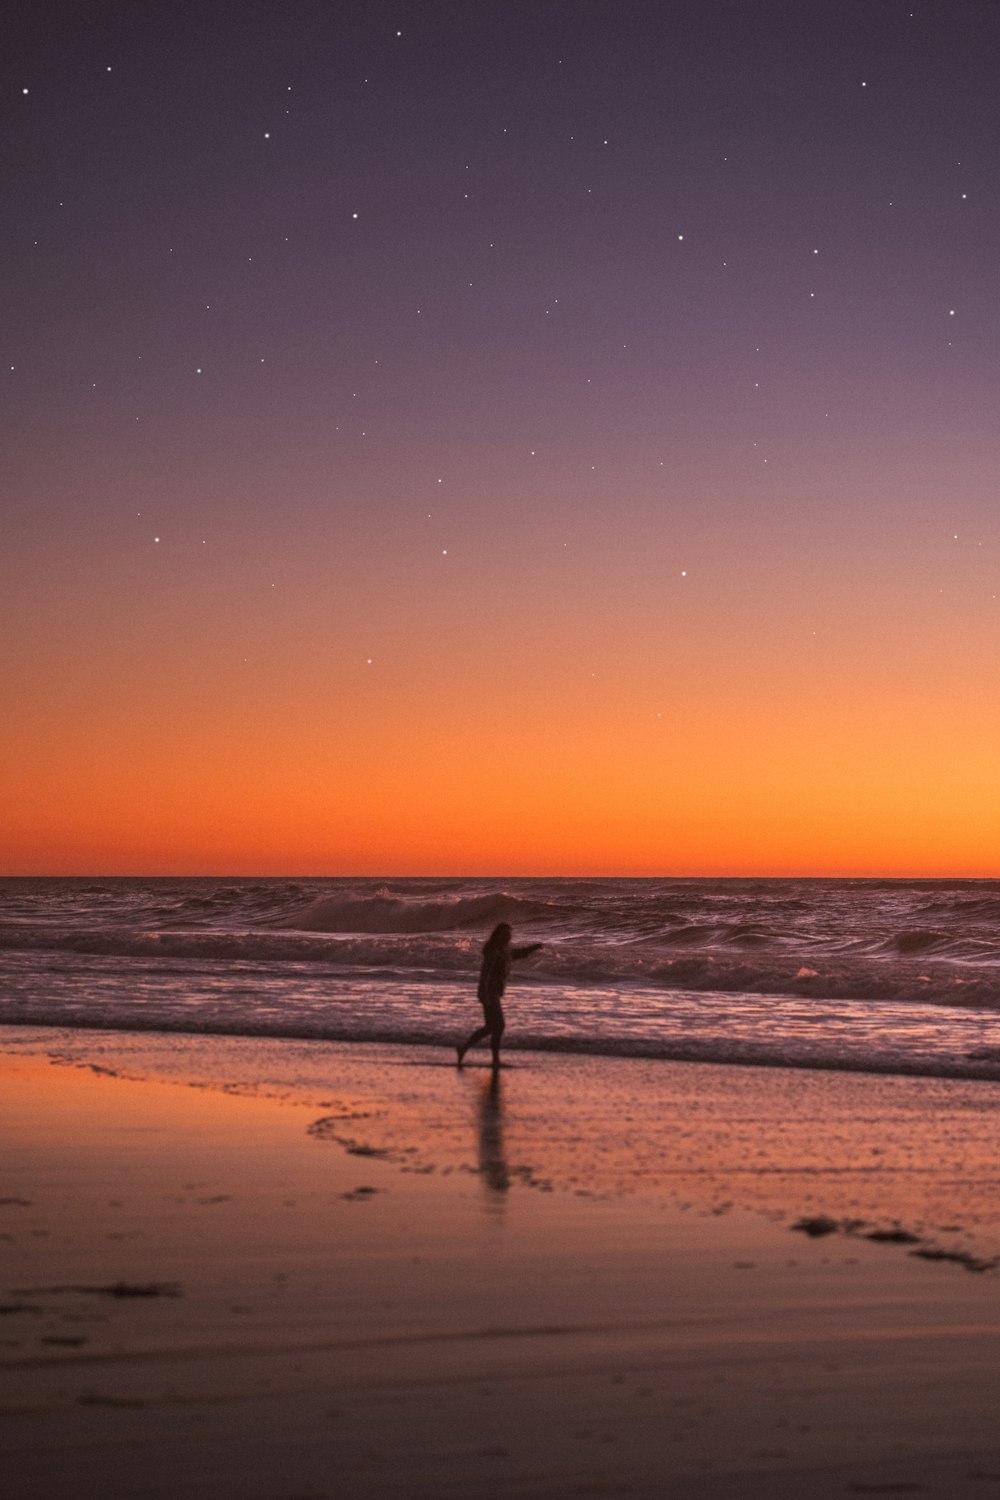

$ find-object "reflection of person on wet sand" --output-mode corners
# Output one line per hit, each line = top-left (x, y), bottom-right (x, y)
(477, 1072), (509, 1195)
(456, 922), (542, 1070)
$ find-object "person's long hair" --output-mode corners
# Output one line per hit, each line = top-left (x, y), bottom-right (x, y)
(483, 922), (511, 956)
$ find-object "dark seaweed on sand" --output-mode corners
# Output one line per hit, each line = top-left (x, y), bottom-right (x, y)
(790, 1216), (840, 1237)
(909, 1248), (997, 1273)
(14, 1281), (182, 1298)
(791, 1217), (997, 1273)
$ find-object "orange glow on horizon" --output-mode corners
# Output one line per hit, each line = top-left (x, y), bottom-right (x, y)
(6, 625), (1000, 876)
(6, 484), (1000, 878)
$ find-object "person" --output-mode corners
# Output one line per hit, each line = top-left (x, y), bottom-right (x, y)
(456, 922), (542, 1070)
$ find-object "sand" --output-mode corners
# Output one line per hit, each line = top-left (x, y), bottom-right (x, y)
(2, 1029), (1000, 1498)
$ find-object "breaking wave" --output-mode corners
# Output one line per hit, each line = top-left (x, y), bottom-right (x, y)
(276, 890), (573, 934)
(3, 924), (1000, 1011)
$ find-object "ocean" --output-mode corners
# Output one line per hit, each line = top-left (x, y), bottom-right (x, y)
(2, 876), (1000, 1081)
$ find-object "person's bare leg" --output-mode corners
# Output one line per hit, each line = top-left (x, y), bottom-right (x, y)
(490, 1016), (505, 1070)
(457, 1024), (490, 1066)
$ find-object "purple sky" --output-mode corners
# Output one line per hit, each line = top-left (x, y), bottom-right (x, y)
(5, 2), (1000, 874)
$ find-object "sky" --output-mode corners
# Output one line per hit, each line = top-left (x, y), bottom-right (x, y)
(4, 0), (1000, 876)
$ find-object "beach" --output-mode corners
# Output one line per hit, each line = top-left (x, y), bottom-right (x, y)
(3, 1029), (1000, 1498)
(11, 0), (1000, 1487)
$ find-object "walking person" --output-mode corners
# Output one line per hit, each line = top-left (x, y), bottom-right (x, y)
(456, 922), (542, 1070)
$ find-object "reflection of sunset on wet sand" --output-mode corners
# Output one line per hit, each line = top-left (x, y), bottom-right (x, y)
(4, 1038), (1000, 1497)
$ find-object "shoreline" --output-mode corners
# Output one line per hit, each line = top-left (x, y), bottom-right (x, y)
(3, 1031), (1000, 1497)
(3, 1012), (1000, 1086)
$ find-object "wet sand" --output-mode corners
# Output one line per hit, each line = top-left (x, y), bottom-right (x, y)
(2, 1031), (1000, 1498)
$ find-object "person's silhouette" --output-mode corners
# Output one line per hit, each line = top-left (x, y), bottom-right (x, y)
(456, 922), (542, 1069)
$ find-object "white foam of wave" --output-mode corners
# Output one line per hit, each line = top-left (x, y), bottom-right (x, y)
(4, 923), (1000, 1011)
(275, 890), (571, 934)
(2, 988), (1000, 1085)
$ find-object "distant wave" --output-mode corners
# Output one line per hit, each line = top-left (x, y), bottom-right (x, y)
(891, 929), (950, 954)
(0, 926), (478, 971)
(914, 895), (1000, 920)
(649, 921), (775, 948)
(8, 878), (1000, 961)
(275, 890), (574, 934)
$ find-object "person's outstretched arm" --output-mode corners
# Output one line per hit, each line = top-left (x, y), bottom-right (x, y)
(510, 943), (543, 959)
